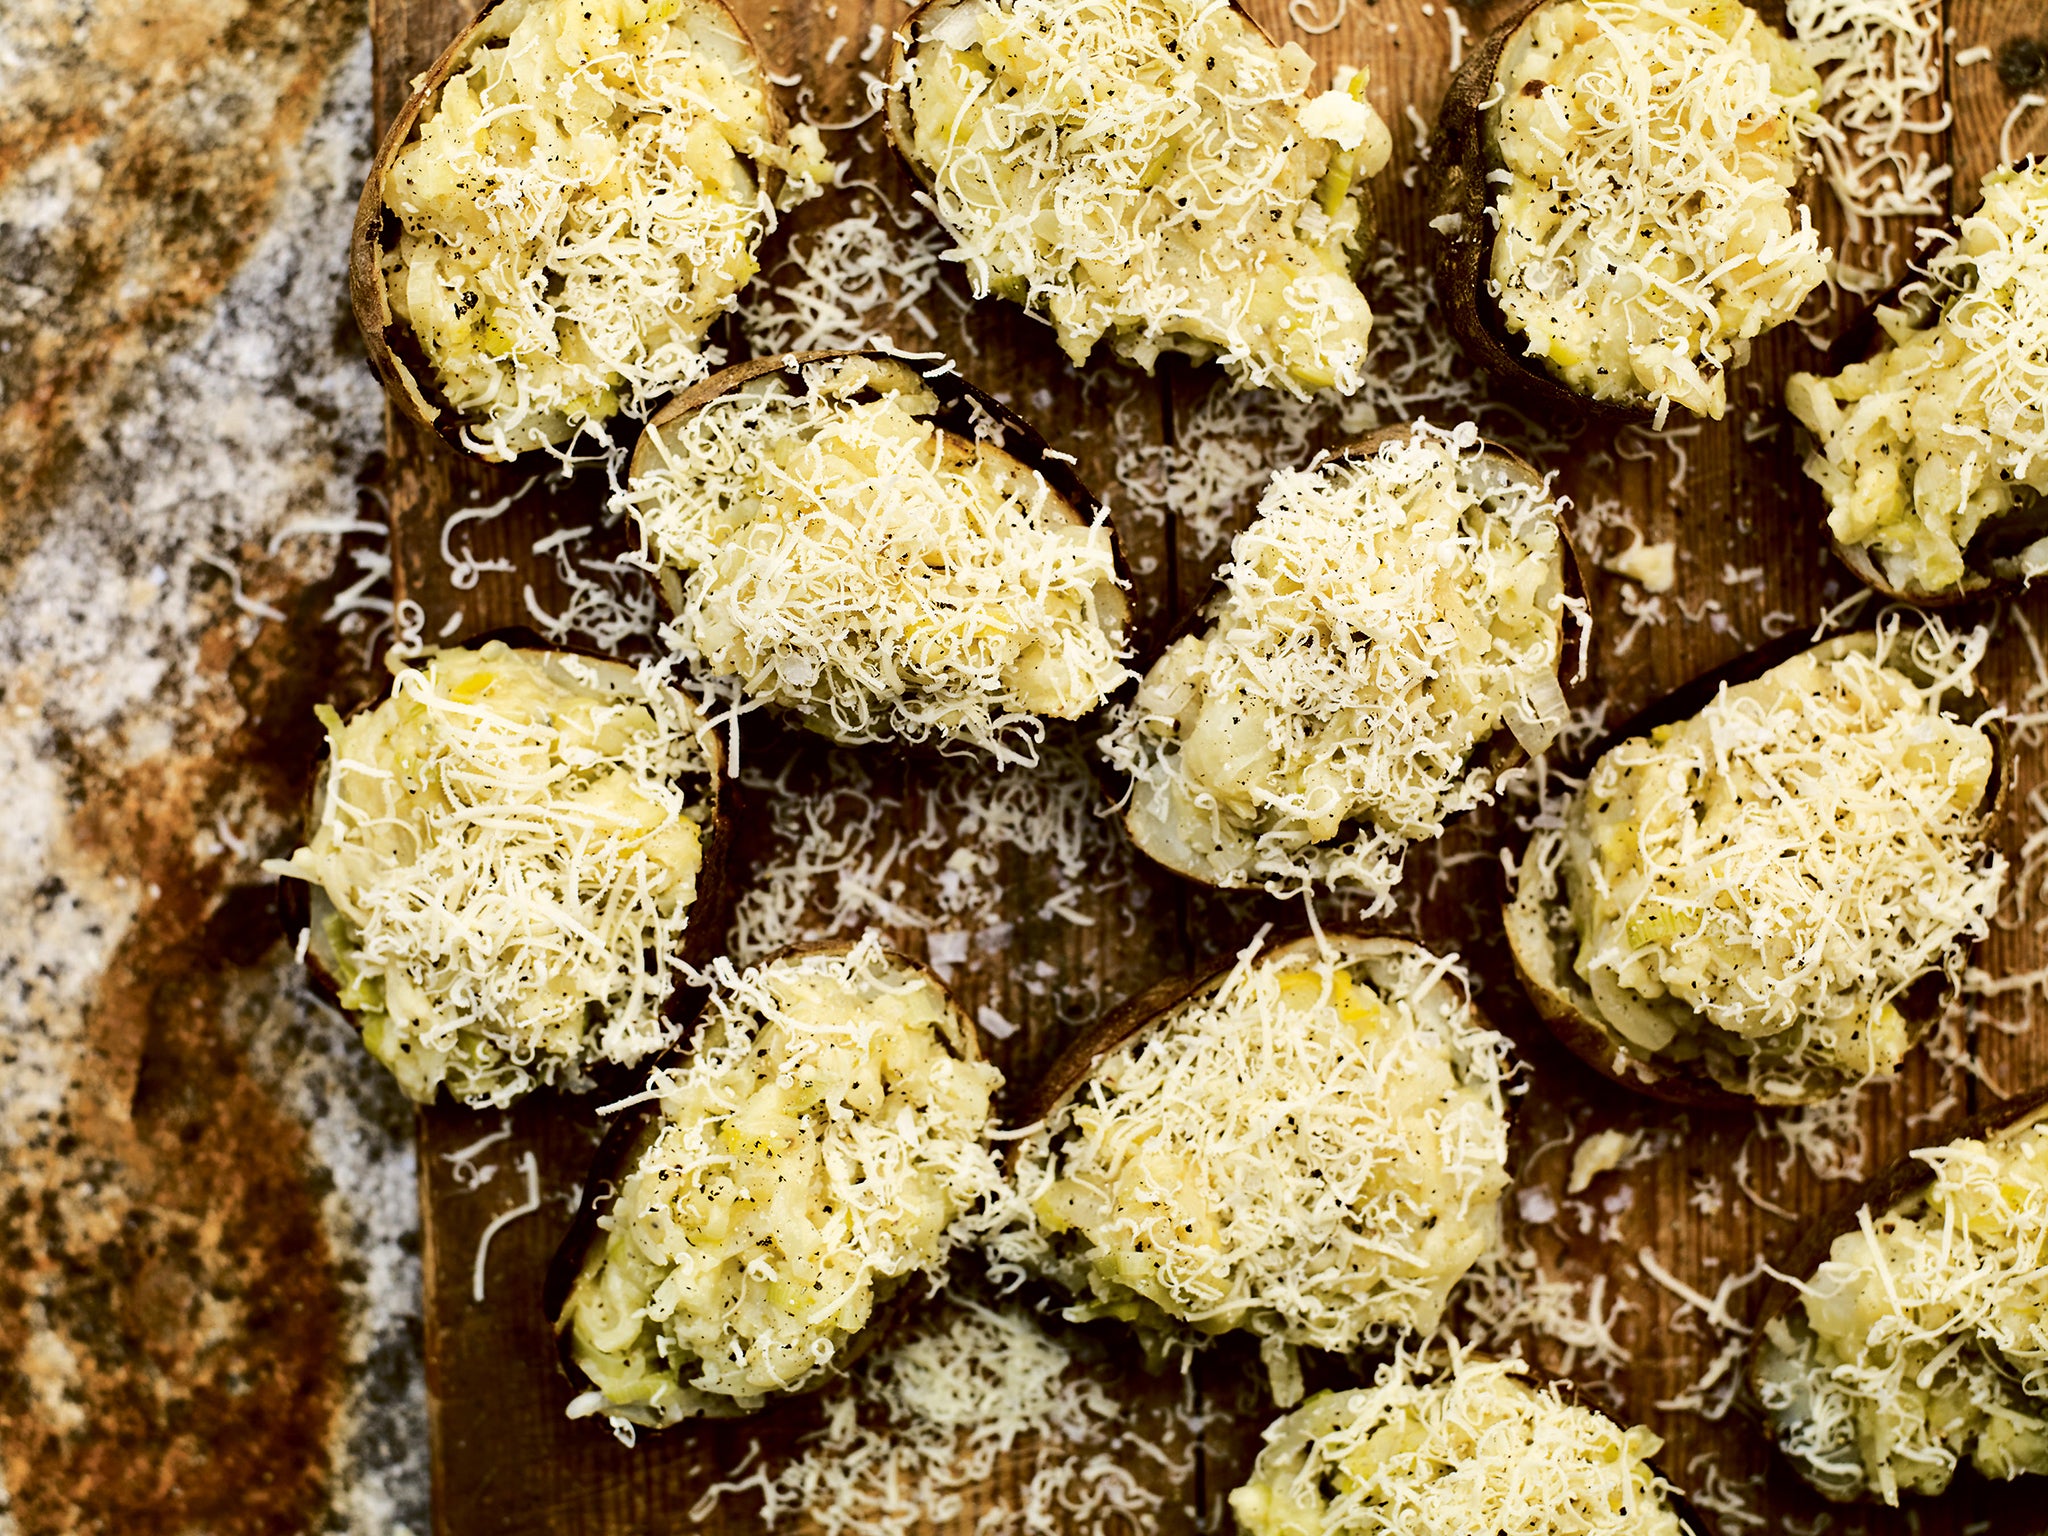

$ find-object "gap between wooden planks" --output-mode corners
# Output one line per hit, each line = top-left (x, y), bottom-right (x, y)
(357, 0), (2048, 1531)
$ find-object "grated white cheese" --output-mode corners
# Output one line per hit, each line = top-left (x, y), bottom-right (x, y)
(1685, 1458), (1769, 1532)
(1230, 1345), (1686, 1536)
(268, 642), (718, 1107)
(893, 0), (1393, 396)
(557, 934), (1005, 1426)
(1450, 1246), (1636, 1383)
(725, 737), (1131, 981)
(519, 522), (664, 657)
(1756, 1113), (2048, 1501)
(1108, 243), (1537, 566)
(623, 354), (1131, 764)
(738, 194), (960, 357)
(687, 1294), (1183, 1535)
(1518, 620), (2005, 1100)
(471, 1150), (541, 1304)
(1785, 0), (1951, 237)
(1787, 162), (2048, 598)
(990, 937), (1513, 1393)
(378, 0), (831, 461)
(1488, 0), (1830, 422)
(1103, 420), (1575, 900)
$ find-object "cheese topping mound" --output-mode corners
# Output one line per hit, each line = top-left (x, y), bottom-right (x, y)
(560, 936), (1004, 1425)
(1101, 421), (1573, 901)
(1527, 625), (2003, 1100)
(380, 0), (828, 460)
(1756, 1115), (2048, 1502)
(893, 0), (1393, 396)
(271, 642), (716, 1107)
(624, 355), (1131, 763)
(1231, 1350), (1686, 1536)
(993, 939), (1512, 1390)
(1787, 163), (2048, 597)
(1489, 0), (1828, 421)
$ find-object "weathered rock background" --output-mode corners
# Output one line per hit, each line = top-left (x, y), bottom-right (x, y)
(0, 3), (425, 1530)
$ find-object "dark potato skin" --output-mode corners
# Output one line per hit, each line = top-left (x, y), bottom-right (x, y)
(348, 0), (784, 456)
(1744, 1082), (2048, 1501)
(625, 348), (1133, 747)
(628, 349), (1114, 548)
(1429, 0), (1821, 424)
(1007, 929), (1509, 1341)
(272, 626), (734, 1090)
(882, 0), (1380, 352)
(1014, 928), (1454, 1136)
(1796, 161), (2047, 607)
(1246, 1348), (1713, 1535)
(1503, 628), (2012, 1107)
(544, 942), (988, 1424)
(1426, 0), (1654, 423)
(1114, 423), (1583, 890)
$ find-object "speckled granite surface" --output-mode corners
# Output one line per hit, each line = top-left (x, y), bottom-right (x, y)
(1, 4), (426, 1531)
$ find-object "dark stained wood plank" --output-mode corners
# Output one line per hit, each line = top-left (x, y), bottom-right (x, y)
(360, 0), (2048, 1531)
(1948, 0), (2048, 202)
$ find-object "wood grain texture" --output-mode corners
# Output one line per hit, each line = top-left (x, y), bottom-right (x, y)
(358, 0), (2048, 1531)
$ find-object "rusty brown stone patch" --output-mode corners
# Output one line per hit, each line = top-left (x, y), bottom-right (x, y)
(0, 0), (367, 577)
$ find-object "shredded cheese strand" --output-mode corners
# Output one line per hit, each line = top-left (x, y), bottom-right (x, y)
(1756, 1117), (2048, 1502)
(989, 939), (1513, 1384)
(1103, 419), (1573, 900)
(1489, 0), (1830, 422)
(624, 354), (1131, 763)
(894, 0), (1393, 396)
(269, 643), (716, 1107)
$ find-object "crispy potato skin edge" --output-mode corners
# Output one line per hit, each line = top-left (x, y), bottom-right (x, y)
(1742, 1082), (2048, 1502)
(1115, 424), (1584, 891)
(348, 0), (787, 460)
(273, 628), (738, 1102)
(625, 347), (1135, 752)
(541, 942), (987, 1425)
(1501, 627), (2012, 1107)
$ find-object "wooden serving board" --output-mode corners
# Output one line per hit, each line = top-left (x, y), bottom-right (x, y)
(357, 1), (2048, 1531)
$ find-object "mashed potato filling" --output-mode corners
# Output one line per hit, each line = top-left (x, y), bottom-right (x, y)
(894, 0), (1393, 396)
(561, 937), (1004, 1425)
(381, 0), (826, 460)
(271, 643), (714, 1107)
(1101, 422), (1571, 901)
(1533, 626), (2002, 1100)
(993, 940), (1511, 1397)
(1756, 1116), (2048, 1503)
(1232, 1350), (1685, 1536)
(1489, 0), (1827, 421)
(624, 354), (1130, 763)
(1788, 163), (2048, 598)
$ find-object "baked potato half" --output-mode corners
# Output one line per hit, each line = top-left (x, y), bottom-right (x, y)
(1788, 160), (2048, 606)
(1429, 0), (1828, 425)
(351, 0), (824, 461)
(1505, 623), (2009, 1107)
(1232, 1348), (1702, 1536)
(621, 349), (1132, 764)
(271, 633), (731, 1108)
(545, 936), (1003, 1430)
(1750, 1083), (2048, 1504)
(1101, 420), (1580, 904)
(885, 0), (1393, 397)
(991, 931), (1514, 1404)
